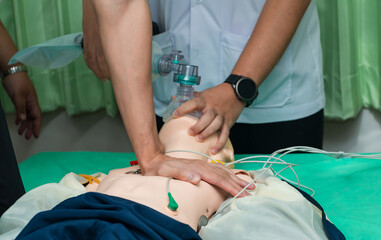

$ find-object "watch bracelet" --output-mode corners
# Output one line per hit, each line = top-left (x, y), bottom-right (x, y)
(0, 65), (28, 80)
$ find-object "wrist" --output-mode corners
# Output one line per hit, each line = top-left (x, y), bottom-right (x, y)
(223, 74), (258, 107)
(134, 137), (165, 171)
(1, 64), (28, 81)
(221, 82), (246, 109)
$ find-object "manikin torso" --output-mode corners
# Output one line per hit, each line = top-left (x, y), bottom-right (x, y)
(86, 116), (251, 231)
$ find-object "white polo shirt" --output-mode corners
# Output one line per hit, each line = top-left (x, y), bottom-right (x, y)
(149, 0), (325, 124)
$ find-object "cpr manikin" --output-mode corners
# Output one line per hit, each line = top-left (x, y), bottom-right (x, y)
(1, 116), (344, 239)
(86, 116), (250, 231)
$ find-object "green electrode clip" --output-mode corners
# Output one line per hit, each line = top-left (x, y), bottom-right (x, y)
(167, 192), (179, 211)
(167, 177), (179, 211)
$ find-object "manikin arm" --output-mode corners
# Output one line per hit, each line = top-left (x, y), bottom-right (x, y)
(175, 0), (312, 153)
(86, 0), (253, 197)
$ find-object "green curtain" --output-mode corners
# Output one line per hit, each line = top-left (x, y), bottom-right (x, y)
(0, 0), (118, 117)
(1, 0), (381, 120)
(316, 0), (381, 120)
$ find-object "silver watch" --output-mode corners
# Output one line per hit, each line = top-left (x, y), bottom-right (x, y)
(0, 65), (28, 80)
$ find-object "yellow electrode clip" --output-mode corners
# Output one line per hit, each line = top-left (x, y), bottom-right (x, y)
(78, 174), (101, 184)
(213, 160), (225, 165)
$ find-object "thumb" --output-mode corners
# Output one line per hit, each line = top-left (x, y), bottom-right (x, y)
(178, 171), (201, 185)
(166, 167), (201, 185)
(173, 99), (198, 119)
(13, 95), (27, 121)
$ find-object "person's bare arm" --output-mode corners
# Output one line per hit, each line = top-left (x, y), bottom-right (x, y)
(175, 0), (311, 154)
(89, 0), (253, 197)
(0, 21), (41, 139)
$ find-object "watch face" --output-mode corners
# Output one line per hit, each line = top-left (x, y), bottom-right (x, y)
(236, 78), (256, 100)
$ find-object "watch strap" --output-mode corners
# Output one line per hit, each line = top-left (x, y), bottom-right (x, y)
(224, 74), (241, 85)
(224, 74), (258, 107)
(0, 65), (28, 81)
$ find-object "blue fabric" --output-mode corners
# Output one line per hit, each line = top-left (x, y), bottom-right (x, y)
(286, 182), (346, 240)
(16, 192), (201, 240)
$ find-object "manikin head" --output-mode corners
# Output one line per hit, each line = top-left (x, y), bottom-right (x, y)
(159, 116), (234, 165)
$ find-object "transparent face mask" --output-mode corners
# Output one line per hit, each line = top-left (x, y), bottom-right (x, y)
(9, 32), (165, 82)
(9, 32), (84, 69)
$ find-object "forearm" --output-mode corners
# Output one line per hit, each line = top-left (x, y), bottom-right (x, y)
(232, 0), (311, 86)
(92, 0), (163, 165)
(0, 21), (19, 71)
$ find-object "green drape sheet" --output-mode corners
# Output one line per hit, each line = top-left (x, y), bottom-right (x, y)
(0, 0), (118, 117)
(1, 0), (381, 120)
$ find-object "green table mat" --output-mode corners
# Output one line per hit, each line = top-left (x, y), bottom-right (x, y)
(19, 152), (381, 240)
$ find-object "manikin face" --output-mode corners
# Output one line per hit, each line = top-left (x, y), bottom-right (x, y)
(159, 116), (234, 165)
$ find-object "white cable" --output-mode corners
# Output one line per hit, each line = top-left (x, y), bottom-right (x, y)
(165, 150), (219, 163)
(229, 160), (297, 167)
(227, 155), (284, 166)
(275, 165), (292, 177)
(276, 173), (315, 196)
(166, 148), (314, 208)
(170, 146), (381, 211)
(166, 177), (172, 193)
(216, 169), (267, 215)
(231, 155), (302, 188)
(269, 146), (381, 160)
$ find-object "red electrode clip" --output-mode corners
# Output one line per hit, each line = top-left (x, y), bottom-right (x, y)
(130, 160), (139, 166)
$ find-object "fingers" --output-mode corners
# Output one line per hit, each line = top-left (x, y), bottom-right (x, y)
(188, 109), (215, 136)
(16, 96), (41, 139)
(13, 94), (27, 121)
(33, 115), (41, 138)
(14, 94), (28, 137)
(147, 159), (202, 185)
(18, 121), (27, 136)
(176, 99), (225, 142)
(211, 124), (230, 154)
(143, 154), (254, 197)
(191, 112), (223, 141)
(173, 159), (252, 197)
(171, 169), (202, 185)
(25, 121), (33, 140)
(173, 98), (202, 119)
(198, 163), (251, 197)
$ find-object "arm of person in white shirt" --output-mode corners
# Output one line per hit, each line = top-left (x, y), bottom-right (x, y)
(83, 0), (254, 197)
(174, 0), (311, 154)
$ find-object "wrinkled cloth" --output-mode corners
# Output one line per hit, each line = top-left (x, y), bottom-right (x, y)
(0, 172), (94, 239)
(199, 171), (344, 240)
(15, 192), (200, 240)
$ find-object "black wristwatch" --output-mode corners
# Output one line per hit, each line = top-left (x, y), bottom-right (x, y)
(224, 74), (258, 107)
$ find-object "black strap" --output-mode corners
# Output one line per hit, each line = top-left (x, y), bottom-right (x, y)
(224, 74), (241, 84)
